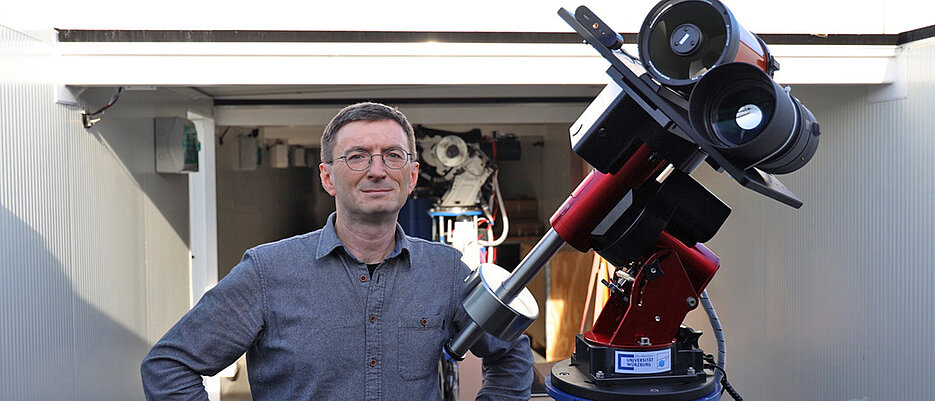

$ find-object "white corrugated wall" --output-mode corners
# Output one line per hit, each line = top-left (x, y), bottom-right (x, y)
(686, 37), (935, 401)
(0, 25), (200, 400)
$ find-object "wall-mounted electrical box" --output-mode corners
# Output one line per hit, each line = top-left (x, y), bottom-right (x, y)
(239, 135), (260, 171)
(155, 117), (200, 173)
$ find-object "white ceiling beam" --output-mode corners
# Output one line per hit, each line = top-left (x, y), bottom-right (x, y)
(56, 42), (899, 86)
(216, 103), (589, 127)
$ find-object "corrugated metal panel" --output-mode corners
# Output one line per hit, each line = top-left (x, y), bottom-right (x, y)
(69, 126), (150, 400)
(687, 38), (935, 401)
(0, 26), (190, 401)
(1, 27), (79, 401)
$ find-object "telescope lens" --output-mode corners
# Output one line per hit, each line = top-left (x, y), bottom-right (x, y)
(639, 0), (776, 89)
(736, 105), (763, 130)
(709, 83), (774, 146)
(690, 62), (820, 174)
(647, 2), (726, 82)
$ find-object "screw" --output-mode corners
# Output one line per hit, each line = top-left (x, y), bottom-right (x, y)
(558, 371), (569, 376)
(686, 297), (698, 309)
(655, 315), (661, 322)
(595, 371), (605, 379)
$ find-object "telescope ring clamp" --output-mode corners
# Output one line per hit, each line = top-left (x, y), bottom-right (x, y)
(444, 263), (539, 361)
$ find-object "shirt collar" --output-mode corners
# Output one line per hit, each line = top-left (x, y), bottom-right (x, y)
(315, 212), (412, 262)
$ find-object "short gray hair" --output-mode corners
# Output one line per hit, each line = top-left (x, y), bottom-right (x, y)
(320, 102), (416, 162)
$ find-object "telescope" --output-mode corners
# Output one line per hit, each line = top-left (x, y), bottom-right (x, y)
(445, 1), (821, 400)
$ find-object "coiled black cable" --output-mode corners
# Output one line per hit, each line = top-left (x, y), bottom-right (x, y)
(704, 354), (743, 401)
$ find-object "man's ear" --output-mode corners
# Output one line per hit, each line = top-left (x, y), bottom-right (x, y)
(407, 162), (420, 195)
(319, 163), (337, 196)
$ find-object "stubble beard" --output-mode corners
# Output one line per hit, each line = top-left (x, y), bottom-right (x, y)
(337, 189), (405, 225)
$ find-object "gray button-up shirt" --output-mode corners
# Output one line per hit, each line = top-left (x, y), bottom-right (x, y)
(141, 214), (533, 400)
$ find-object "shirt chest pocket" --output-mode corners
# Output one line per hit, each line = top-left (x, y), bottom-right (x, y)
(396, 315), (446, 381)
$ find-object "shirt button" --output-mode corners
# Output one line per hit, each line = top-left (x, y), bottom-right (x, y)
(369, 315), (376, 323)
(421, 318), (428, 327)
(359, 275), (367, 283)
(369, 359), (377, 367)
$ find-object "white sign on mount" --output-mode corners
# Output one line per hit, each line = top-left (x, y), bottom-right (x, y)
(614, 349), (671, 374)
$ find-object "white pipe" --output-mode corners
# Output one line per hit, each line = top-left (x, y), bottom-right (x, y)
(478, 175), (508, 247)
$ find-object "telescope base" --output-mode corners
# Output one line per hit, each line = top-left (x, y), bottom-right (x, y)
(547, 358), (718, 401)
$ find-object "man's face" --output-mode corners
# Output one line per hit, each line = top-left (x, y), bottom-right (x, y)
(319, 119), (419, 220)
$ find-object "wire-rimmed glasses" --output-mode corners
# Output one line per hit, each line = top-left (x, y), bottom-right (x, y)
(330, 148), (412, 171)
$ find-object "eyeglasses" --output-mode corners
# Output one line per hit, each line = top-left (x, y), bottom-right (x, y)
(329, 148), (413, 171)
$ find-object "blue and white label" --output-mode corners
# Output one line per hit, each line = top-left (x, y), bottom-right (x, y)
(614, 349), (671, 374)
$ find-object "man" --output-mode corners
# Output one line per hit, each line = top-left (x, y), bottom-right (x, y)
(141, 102), (534, 400)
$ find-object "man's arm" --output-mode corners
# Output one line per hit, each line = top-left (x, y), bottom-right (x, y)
(452, 263), (535, 401)
(141, 252), (265, 400)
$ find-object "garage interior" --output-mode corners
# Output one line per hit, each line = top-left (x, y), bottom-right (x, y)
(205, 84), (606, 399)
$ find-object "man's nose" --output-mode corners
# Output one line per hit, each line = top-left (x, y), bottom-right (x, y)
(366, 155), (388, 177)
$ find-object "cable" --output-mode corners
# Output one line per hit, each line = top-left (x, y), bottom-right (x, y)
(81, 87), (125, 128)
(478, 174), (509, 246)
(218, 127), (231, 145)
(700, 290), (743, 401)
(700, 290), (726, 373)
(485, 171), (499, 224)
(702, 360), (743, 401)
(720, 374), (743, 400)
